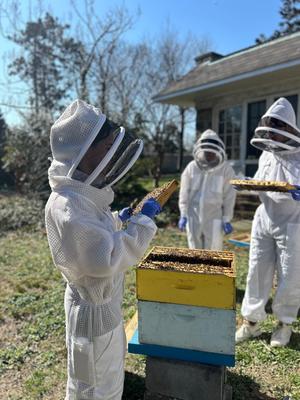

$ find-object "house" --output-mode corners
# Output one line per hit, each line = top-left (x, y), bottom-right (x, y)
(153, 32), (300, 176)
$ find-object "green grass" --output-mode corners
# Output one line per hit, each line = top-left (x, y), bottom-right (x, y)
(0, 227), (299, 399)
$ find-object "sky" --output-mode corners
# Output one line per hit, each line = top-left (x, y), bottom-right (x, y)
(0, 0), (283, 124)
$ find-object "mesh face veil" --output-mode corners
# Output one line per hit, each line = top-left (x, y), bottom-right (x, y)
(251, 97), (300, 154)
(193, 134), (226, 171)
(50, 100), (143, 188)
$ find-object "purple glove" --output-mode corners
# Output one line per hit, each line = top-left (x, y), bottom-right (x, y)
(141, 198), (162, 219)
(178, 217), (187, 231)
(289, 185), (300, 201)
(118, 207), (133, 222)
(223, 222), (233, 235)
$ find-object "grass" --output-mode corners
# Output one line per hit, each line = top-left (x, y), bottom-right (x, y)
(0, 226), (299, 399)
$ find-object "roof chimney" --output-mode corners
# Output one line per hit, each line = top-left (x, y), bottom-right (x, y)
(195, 52), (223, 64)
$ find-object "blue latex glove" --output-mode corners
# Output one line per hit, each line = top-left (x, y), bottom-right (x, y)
(118, 207), (133, 222)
(289, 185), (300, 201)
(178, 217), (187, 231)
(141, 198), (162, 219)
(223, 222), (233, 235)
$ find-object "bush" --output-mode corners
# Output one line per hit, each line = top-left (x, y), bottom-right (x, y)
(0, 193), (45, 234)
(2, 113), (52, 198)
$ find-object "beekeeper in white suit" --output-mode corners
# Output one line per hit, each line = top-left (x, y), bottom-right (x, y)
(236, 97), (300, 347)
(178, 129), (236, 250)
(45, 99), (161, 400)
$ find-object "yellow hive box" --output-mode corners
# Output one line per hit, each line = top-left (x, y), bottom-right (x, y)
(136, 246), (236, 310)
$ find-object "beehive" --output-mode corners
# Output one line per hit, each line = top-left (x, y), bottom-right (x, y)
(229, 179), (296, 192)
(136, 246), (236, 309)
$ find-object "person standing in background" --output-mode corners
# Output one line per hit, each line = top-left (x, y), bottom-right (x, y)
(178, 129), (236, 250)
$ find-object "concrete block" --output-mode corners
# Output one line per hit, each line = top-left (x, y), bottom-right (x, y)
(223, 384), (233, 400)
(145, 356), (226, 400)
(144, 391), (177, 400)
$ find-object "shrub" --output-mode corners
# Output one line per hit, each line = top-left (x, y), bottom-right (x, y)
(0, 193), (45, 234)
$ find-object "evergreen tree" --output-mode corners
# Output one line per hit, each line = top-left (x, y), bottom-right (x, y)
(0, 111), (11, 187)
(256, 0), (300, 44)
(8, 13), (77, 115)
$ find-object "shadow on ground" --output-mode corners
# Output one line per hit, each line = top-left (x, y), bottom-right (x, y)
(228, 370), (278, 400)
(122, 371), (145, 400)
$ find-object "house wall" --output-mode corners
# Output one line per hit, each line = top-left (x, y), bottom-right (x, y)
(195, 75), (300, 176)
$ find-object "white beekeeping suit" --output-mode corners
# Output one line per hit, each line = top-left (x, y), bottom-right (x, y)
(178, 129), (236, 250)
(240, 98), (300, 332)
(45, 100), (157, 399)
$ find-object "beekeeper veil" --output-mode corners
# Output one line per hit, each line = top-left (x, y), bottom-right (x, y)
(50, 99), (143, 188)
(251, 97), (300, 154)
(193, 129), (226, 171)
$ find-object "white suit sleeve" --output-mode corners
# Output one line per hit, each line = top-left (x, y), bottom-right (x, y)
(58, 211), (157, 279)
(222, 164), (237, 223)
(178, 163), (192, 217)
(111, 210), (123, 230)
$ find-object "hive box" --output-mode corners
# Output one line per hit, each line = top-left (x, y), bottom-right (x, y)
(136, 246), (236, 310)
(138, 301), (235, 355)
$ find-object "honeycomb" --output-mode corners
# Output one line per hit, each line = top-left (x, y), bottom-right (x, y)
(230, 179), (296, 192)
(138, 246), (235, 276)
(133, 180), (179, 214)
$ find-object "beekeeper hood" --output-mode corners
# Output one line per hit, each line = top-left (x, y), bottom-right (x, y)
(251, 97), (300, 154)
(193, 129), (226, 171)
(48, 99), (143, 189)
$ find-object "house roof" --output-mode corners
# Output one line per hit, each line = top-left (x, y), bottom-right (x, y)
(153, 32), (300, 103)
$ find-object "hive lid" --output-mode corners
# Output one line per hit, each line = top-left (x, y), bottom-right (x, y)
(138, 246), (235, 276)
(230, 179), (296, 192)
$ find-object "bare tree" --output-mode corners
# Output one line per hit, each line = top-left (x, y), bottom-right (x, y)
(136, 29), (212, 185)
(155, 27), (212, 172)
(69, 0), (138, 110)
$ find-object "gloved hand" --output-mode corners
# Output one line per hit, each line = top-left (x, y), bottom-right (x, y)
(289, 185), (300, 201)
(178, 216), (187, 231)
(118, 207), (133, 222)
(141, 198), (162, 219)
(223, 222), (233, 235)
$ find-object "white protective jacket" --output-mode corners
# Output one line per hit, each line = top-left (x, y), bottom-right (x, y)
(45, 100), (157, 400)
(179, 158), (236, 250)
(241, 150), (300, 324)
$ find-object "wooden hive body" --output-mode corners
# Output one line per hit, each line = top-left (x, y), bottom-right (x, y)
(136, 246), (236, 309)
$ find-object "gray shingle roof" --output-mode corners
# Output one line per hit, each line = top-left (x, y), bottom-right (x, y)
(154, 32), (300, 101)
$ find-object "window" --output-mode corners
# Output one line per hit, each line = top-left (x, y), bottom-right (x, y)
(246, 100), (266, 160)
(245, 100), (266, 176)
(218, 106), (242, 160)
(196, 108), (212, 137)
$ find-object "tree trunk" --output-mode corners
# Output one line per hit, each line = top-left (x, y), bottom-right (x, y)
(177, 107), (185, 172)
(153, 151), (164, 187)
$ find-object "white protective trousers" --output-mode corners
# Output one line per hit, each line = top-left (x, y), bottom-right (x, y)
(241, 151), (300, 324)
(65, 286), (126, 400)
(179, 160), (236, 250)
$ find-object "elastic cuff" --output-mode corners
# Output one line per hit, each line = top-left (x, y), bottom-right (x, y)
(222, 217), (231, 223)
